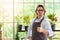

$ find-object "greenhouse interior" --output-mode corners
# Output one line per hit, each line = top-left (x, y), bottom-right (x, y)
(0, 0), (60, 40)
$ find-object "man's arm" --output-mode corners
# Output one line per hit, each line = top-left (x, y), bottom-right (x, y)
(37, 19), (53, 37)
(28, 19), (35, 40)
(42, 29), (49, 36)
(28, 36), (32, 40)
(43, 19), (53, 37)
(37, 26), (49, 37)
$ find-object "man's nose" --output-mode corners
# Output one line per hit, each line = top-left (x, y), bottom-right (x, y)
(39, 11), (42, 13)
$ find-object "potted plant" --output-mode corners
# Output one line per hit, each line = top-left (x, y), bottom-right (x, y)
(15, 15), (23, 40)
(23, 15), (30, 31)
(0, 23), (3, 40)
(47, 13), (57, 31)
(15, 15), (23, 31)
(15, 15), (30, 40)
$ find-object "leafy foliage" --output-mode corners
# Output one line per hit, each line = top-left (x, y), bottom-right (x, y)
(0, 23), (3, 30)
(47, 13), (57, 21)
(23, 15), (30, 26)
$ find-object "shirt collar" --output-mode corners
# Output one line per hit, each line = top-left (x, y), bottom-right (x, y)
(37, 16), (44, 21)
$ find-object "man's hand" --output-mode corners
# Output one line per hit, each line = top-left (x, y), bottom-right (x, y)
(28, 36), (32, 40)
(37, 24), (49, 36)
(37, 24), (43, 32)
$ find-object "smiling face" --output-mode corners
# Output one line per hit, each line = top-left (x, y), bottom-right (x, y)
(36, 7), (44, 17)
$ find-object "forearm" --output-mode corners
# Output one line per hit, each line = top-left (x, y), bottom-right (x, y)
(28, 36), (32, 40)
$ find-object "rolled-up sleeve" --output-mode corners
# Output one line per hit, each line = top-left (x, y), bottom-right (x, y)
(44, 19), (53, 37)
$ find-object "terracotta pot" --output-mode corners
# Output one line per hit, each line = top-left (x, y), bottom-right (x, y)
(0, 31), (2, 40)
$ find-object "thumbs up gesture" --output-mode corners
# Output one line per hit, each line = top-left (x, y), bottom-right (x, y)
(37, 24), (44, 32)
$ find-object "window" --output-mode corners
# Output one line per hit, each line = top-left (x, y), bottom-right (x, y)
(0, 0), (60, 40)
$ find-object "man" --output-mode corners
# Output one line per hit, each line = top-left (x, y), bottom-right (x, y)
(28, 4), (53, 40)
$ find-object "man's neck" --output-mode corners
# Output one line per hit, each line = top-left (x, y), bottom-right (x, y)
(37, 16), (42, 19)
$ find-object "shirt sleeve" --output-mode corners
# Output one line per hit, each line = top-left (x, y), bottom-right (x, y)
(28, 19), (34, 37)
(44, 19), (53, 37)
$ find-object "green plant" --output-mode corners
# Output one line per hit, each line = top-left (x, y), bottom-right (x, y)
(0, 23), (3, 30)
(15, 15), (23, 25)
(47, 13), (57, 25)
(47, 13), (57, 21)
(23, 15), (30, 26)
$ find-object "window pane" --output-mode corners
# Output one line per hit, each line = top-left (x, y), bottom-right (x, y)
(0, 0), (3, 2)
(55, 0), (60, 2)
(14, 0), (23, 2)
(45, 3), (53, 17)
(54, 4), (60, 22)
(3, 2), (13, 22)
(24, 4), (35, 18)
(13, 22), (17, 39)
(45, 0), (53, 2)
(14, 3), (23, 16)
(35, 0), (43, 2)
(54, 4), (60, 10)
(3, 23), (13, 40)
(0, 2), (4, 22)
(55, 22), (60, 30)
(4, 0), (13, 2)
(24, 0), (34, 2)
(14, 3), (23, 24)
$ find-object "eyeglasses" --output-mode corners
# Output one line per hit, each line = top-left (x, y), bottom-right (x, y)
(37, 10), (44, 12)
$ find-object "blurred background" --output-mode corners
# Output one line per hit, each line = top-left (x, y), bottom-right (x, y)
(0, 0), (60, 40)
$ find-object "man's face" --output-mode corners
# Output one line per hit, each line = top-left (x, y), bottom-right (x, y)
(36, 7), (44, 17)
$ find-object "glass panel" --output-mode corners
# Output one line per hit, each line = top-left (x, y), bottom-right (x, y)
(4, 0), (13, 2)
(14, 0), (23, 2)
(14, 3), (23, 15)
(55, 0), (60, 2)
(35, 0), (43, 2)
(3, 23), (13, 40)
(13, 22), (17, 40)
(14, 3), (23, 24)
(45, 3), (53, 17)
(24, 0), (34, 2)
(3, 2), (13, 22)
(0, 0), (3, 2)
(54, 4), (60, 22)
(24, 4), (35, 26)
(55, 22), (60, 30)
(24, 4), (35, 20)
(54, 4), (60, 10)
(0, 2), (4, 22)
(45, 0), (53, 2)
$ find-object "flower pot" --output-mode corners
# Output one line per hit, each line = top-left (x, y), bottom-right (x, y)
(25, 26), (28, 31)
(51, 24), (55, 31)
(18, 25), (22, 32)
